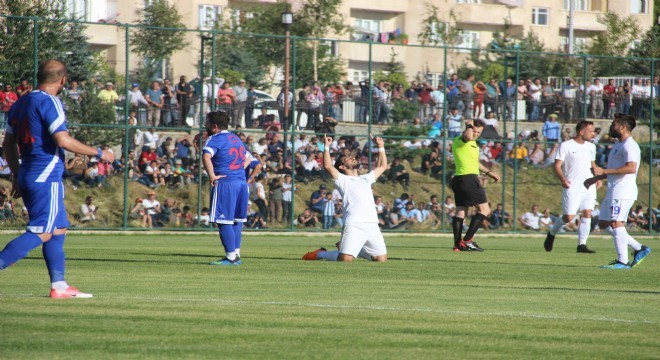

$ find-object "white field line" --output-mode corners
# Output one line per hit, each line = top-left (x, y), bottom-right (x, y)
(0, 293), (654, 324)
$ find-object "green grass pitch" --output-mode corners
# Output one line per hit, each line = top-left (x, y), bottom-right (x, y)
(0, 233), (658, 359)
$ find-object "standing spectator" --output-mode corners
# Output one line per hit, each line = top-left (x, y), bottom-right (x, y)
(460, 74), (475, 119)
(484, 79), (499, 117)
(216, 81), (235, 113)
(145, 81), (164, 127)
(281, 174), (293, 224)
(1, 84), (18, 126)
(306, 86), (323, 130)
(561, 78), (578, 122)
(472, 81), (486, 119)
(232, 79), (248, 128)
(587, 79), (604, 119)
(129, 83), (149, 125)
(446, 108), (463, 138)
(542, 113), (561, 142)
(542, 80), (557, 120)
(250, 174), (268, 220)
(310, 183), (328, 214)
(15, 79), (33, 97)
(245, 84), (257, 128)
(268, 178), (283, 224)
(603, 79), (616, 119)
(276, 86), (293, 130)
(79, 196), (98, 223)
(161, 79), (176, 126)
(322, 192), (335, 229)
(446, 73), (461, 109)
(430, 83), (445, 116)
(97, 82), (119, 104)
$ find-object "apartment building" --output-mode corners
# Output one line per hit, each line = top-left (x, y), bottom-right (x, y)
(65, 0), (654, 86)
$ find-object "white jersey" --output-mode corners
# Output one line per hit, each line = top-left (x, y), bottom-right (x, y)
(555, 139), (597, 193)
(334, 171), (379, 225)
(606, 137), (640, 200)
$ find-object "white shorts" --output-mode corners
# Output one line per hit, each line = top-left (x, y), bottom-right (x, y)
(339, 223), (387, 258)
(599, 197), (635, 222)
(562, 189), (596, 215)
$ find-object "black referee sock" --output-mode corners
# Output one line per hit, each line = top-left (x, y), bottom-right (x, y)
(452, 217), (464, 247)
(464, 213), (487, 241)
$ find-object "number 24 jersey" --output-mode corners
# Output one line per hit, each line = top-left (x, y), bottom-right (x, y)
(202, 131), (246, 183)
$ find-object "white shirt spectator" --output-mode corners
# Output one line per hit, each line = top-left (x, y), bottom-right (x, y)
(129, 89), (149, 107)
(521, 211), (542, 230)
(143, 131), (159, 149)
(79, 203), (97, 222)
(142, 198), (160, 216)
(403, 140), (423, 149)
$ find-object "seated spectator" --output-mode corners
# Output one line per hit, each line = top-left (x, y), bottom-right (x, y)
(65, 153), (88, 190)
(253, 138), (269, 156)
(421, 148), (442, 177)
(157, 198), (177, 226)
(410, 202), (432, 224)
(519, 204), (542, 230)
(388, 207), (408, 229)
(393, 193), (410, 210)
(0, 188), (15, 223)
(129, 197), (150, 228)
(142, 160), (165, 188)
(310, 184), (328, 214)
(402, 138), (423, 149)
(528, 143), (545, 167)
(0, 149), (11, 180)
(539, 208), (554, 230)
(542, 143), (560, 168)
(141, 191), (161, 228)
(508, 142), (528, 167)
(250, 174), (269, 219)
(628, 205), (649, 230)
(196, 207), (211, 227)
(268, 134), (285, 154)
(427, 113), (443, 138)
(334, 199), (344, 228)
(489, 203), (511, 229)
(83, 160), (106, 188)
(315, 116), (337, 134)
(488, 142), (504, 163)
(174, 137), (192, 167)
(139, 145), (158, 173)
(400, 202), (418, 224)
(389, 158), (410, 190)
(297, 208), (318, 227)
(79, 196), (98, 223)
(246, 204), (267, 229)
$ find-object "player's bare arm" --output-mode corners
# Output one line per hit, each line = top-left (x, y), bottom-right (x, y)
(553, 159), (570, 189)
(322, 134), (339, 180)
(202, 153), (218, 187)
(371, 135), (389, 179)
(590, 161), (602, 189)
(2, 133), (22, 198)
(592, 161), (637, 176)
(53, 131), (114, 163)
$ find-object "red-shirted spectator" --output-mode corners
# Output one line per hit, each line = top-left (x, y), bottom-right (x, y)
(139, 146), (158, 172)
(2, 84), (18, 112)
(15, 79), (32, 97)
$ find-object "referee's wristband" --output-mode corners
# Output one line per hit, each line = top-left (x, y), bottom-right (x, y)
(378, 147), (385, 152)
(96, 148), (103, 159)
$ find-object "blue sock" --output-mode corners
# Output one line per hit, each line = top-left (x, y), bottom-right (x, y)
(233, 222), (243, 253)
(42, 233), (66, 282)
(218, 224), (235, 253)
(0, 232), (43, 270)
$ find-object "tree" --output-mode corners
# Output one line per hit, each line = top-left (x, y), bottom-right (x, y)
(62, 21), (99, 82)
(131, 0), (186, 71)
(627, 25), (660, 75)
(417, 1), (462, 47)
(586, 12), (640, 76)
(373, 48), (408, 89)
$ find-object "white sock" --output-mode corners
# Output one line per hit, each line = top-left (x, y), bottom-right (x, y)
(235, 248), (241, 257)
(625, 234), (642, 252)
(550, 217), (564, 235)
(577, 218), (591, 245)
(226, 252), (237, 261)
(52, 281), (68, 291)
(612, 227), (630, 264)
(317, 250), (339, 261)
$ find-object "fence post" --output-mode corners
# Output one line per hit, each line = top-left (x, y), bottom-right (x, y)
(501, 55), (511, 228)
(511, 50), (522, 232)
(289, 36), (298, 230)
(440, 44), (448, 230)
(122, 24), (130, 230)
(211, 31), (216, 112)
(367, 40), (373, 171)
(32, 17), (38, 86)
(649, 59), (655, 234)
(581, 55), (588, 120)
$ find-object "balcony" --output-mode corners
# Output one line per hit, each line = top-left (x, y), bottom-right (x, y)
(347, 0), (408, 14)
(453, 3), (525, 27)
(558, 10), (607, 32)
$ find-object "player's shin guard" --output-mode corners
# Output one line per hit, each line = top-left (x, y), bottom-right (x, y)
(232, 222), (243, 256)
(42, 233), (66, 282)
(577, 218), (591, 245)
(0, 232), (43, 270)
(452, 217), (464, 247)
(612, 227), (631, 264)
(318, 250), (339, 261)
(464, 213), (487, 241)
(218, 224), (236, 256)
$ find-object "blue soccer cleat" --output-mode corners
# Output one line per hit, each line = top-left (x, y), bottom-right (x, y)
(209, 257), (241, 266)
(631, 246), (651, 268)
(234, 256), (243, 265)
(601, 260), (631, 269)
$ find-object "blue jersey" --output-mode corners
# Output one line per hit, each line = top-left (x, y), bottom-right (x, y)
(6, 90), (67, 183)
(203, 131), (246, 182)
(245, 151), (260, 179)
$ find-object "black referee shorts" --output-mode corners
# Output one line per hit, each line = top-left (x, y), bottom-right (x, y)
(451, 174), (488, 207)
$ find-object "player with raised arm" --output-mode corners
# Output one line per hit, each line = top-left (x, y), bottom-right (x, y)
(303, 134), (389, 262)
(0, 59), (114, 298)
(584, 114), (651, 269)
(202, 111), (249, 266)
(544, 121), (600, 253)
(450, 119), (500, 252)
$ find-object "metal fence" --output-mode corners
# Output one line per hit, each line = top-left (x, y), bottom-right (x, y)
(0, 15), (658, 234)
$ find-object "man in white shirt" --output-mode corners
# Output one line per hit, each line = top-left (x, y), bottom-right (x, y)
(79, 196), (98, 223)
(544, 121), (600, 254)
(141, 190), (161, 228)
(519, 205), (542, 230)
(585, 114), (651, 269)
(303, 134), (389, 262)
(142, 128), (159, 152)
(587, 79), (604, 119)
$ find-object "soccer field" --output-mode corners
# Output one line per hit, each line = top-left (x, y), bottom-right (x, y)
(0, 233), (658, 359)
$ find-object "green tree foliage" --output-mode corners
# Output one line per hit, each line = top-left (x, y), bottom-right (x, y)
(131, 0), (186, 63)
(373, 48), (409, 89)
(62, 21), (98, 82)
(64, 93), (120, 146)
(389, 99), (418, 124)
(586, 12), (640, 76)
(627, 25), (660, 75)
(417, 1), (462, 47)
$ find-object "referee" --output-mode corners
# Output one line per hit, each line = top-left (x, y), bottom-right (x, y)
(450, 119), (500, 251)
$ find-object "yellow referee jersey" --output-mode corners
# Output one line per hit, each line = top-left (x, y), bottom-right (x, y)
(452, 136), (480, 176)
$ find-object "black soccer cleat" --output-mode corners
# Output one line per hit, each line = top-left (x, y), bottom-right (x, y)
(576, 244), (596, 253)
(544, 232), (555, 252)
(464, 240), (484, 252)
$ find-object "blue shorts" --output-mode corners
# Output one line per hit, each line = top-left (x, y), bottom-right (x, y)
(20, 180), (70, 233)
(210, 181), (248, 225)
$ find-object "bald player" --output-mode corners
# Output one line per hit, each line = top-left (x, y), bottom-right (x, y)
(0, 59), (114, 298)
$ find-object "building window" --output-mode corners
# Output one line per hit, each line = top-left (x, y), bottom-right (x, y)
(563, 0), (590, 11)
(456, 31), (480, 51)
(352, 70), (369, 84)
(630, 0), (648, 14)
(320, 39), (339, 57)
(354, 19), (383, 33)
(456, 0), (481, 3)
(532, 8), (549, 25)
(561, 37), (589, 52)
(199, 5), (222, 30)
(429, 21), (448, 44)
(63, 0), (88, 20)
